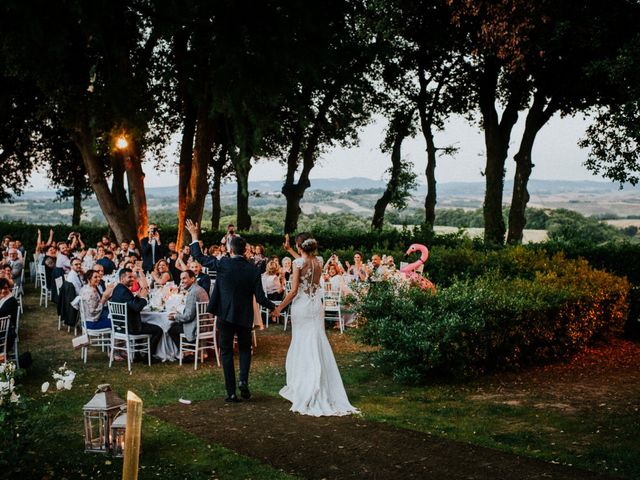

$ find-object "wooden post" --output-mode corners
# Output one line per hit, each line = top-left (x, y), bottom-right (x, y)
(122, 391), (143, 480)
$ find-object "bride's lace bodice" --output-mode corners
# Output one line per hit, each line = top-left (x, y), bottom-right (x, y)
(293, 257), (323, 298)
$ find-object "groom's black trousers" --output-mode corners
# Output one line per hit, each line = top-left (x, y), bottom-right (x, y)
(217, 319), (252, 396)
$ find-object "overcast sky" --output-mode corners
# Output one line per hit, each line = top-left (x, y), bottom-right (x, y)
(27, 112), (606, 190)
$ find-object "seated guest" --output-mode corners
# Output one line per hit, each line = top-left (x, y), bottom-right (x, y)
(56, 241), (73, 274)
(96, 249), (117, 275)
(66, 258), (85, 296)
(42, 245), (58, 289)
(166, 249), (181, 283)
(281, 256), (292, 282)
(92, 263), (107, 295)
(174, 245), (192, 276)
(324, 264), (350, 294)
(262, 259), (285, 301)
(0, 278), (18, 353)
(151, 259), (172, 287)
(35, 228), (55, 263)
(190, 261), (210, 295)
(347, 251), (368, 284)
(323, 253), (345, 275)
(115, 241), (138, 262)
(2, 249), (24, 286)
(386, 255), (396, 270)
(128, 240), (140, 257)
(208, 245), (220, 258)
(244, 243), (254, 261)
(253, 245), (267, 273)
(167, 270), (209, 350)
(14, 240), (26, 258)
(1, 236), (11, 251)
(79, 270), (114, 329)
(120, 261), (148, 294)
(369, 254), (388, 276)
(82, 248), (97, 271)
(110, 268), (163, 357)
(0, 267), (15, 289)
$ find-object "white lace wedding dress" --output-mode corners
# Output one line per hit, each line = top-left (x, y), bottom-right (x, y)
(279, 257), (359, 416)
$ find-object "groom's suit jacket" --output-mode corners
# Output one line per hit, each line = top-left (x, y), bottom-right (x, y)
(191, 242), (275, 329)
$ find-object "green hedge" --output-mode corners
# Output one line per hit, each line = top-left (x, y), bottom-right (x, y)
(351, 251), (630, 382)
(2, 221), (637, 335)
(0, 221), (467, 261)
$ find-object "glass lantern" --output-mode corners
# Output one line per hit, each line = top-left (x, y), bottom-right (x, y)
(110, 409), (127, 458)
(83, 384), (125, 453)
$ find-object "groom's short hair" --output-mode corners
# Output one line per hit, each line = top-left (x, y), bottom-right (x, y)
(229, 236), (246, 256)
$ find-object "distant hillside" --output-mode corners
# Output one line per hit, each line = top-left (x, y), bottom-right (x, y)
(4, 177), (637, 225)
(16, 178), (630, 200)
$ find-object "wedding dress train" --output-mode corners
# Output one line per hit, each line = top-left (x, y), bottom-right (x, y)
(279, 258), (359, 416)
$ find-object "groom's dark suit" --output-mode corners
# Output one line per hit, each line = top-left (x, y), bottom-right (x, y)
(191, 242), (275, 397)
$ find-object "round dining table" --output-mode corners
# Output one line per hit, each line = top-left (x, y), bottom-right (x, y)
(141, 309), (180, 362)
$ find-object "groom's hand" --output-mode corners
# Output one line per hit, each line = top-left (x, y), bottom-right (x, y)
(185, 219), (200, 241)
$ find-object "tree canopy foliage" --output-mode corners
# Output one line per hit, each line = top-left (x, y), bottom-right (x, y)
(1, 0), (639, 245)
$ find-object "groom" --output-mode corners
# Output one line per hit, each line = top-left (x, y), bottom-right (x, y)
(186, 220), (276, 403)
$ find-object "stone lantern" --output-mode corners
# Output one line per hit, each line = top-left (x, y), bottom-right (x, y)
(83, 384), (125, 453)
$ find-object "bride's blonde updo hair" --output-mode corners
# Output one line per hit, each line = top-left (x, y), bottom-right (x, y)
(300, 237), (318, 254)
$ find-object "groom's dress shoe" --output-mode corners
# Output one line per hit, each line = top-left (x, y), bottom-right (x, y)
(225, 394), (241, 403)
(239, 382), (251, 400)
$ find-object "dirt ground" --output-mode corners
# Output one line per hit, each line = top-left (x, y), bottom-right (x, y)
(474, 339), (640, 416)
(149, 339), (640, 480)
(151, 395), (622, 480)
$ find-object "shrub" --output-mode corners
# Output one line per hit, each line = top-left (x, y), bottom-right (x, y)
(351, 252), (630, 382)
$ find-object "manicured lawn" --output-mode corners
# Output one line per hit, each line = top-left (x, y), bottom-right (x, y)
(5, 287), (640, 479)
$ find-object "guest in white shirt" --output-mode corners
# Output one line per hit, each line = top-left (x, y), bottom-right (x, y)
(56, 242), (72, 273)
(220, 223), (239, 246)
(66, 258), (85, 296)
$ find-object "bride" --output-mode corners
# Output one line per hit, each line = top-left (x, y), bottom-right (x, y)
(273, 233), (359, 417)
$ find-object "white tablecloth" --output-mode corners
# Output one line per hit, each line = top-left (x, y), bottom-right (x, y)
(141, 310), (179, 362)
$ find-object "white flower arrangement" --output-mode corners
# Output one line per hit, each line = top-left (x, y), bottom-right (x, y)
(0, 362), (21, 406)
(49, 363), (76, 392)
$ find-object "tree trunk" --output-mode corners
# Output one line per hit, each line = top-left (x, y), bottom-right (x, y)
(174, 28), (199, 248)
(124, 146), (149, 243)
(71, 177), (82, 226)
(282, 124), (305, 234)
(479, 59), (523, 245)
(417, 66), (445, 230)
(73, 128), (138, 243)
(424, 133), (437, 229)
(177, 104), (215, 247)
(282, 89), (335, 234)
(175, 108), (197, 248)
(372, 113), (411, 231)
(283, 182), (307, 234)
(507, 91), (556, 244)
(233, 145), (253, 231)
(210, 145), (227, 231)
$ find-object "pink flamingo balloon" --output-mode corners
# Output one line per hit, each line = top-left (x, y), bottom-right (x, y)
(400, 243), (436, 292)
